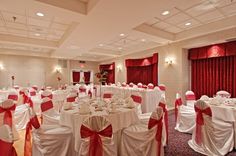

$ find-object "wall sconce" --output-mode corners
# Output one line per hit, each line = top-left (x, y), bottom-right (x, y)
(117, 65), (122, 71)
(0, 64), (4, 70)
(55, 66), (62, 73)
(165, 57), (174, 65)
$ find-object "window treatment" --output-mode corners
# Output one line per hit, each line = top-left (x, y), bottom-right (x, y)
(99, 62), (115, 83)
(84, 71), (91, 84)
(72, 71), (80, 85)
(189, 41), (236, 98)
(125, 53), (158, 85)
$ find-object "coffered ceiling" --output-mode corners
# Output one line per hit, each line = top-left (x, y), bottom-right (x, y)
(0, 0), (236, 61)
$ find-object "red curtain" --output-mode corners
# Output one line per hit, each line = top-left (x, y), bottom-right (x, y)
(125, 53), (158, 85)
(84, 71), (90, 84)
(191, 56), (236, 99)
(72, 71), (80, 85)
(99, 63), (115, 83)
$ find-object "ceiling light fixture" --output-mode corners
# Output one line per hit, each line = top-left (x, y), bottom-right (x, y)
(35, 33), (40, 36)
(119, 33), (125, 37)
(185, 22), (191, 26)
(36, 12), (44, 17)
(141, 39), (146, 42)
(161, 11), (170, 16)
(99, 44), (104, 47)
(118, 47), (123, 50)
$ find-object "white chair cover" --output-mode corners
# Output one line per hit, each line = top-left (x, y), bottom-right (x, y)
(41, 90), (53, 99)
(175, 93), (195, 134)
(188, 100), (234, 156)
(40, 97), (60, 125)
(185, 90), (196, 107)
(216, 90), (231, 98)
(14, 104), (30, 130)
(200, 95), (210, 101)
(64, 92), (77, 110)
(0, 99), (19, 141)
(137, 83), (142, 88)
(79, 116), (117, 156)
(131, 93), (143, 115)
(147, 83), (154, 89)
(121, 106), (164, 156)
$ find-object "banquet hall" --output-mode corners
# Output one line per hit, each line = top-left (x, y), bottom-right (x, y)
(0, 0), (236, 155)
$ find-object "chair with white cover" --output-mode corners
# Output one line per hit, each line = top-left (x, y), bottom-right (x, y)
(41, 90), (53, 99)
(25, 108), (74, 156)
(122, 82), (127, 87)
(130, 93), (143, 115)
(32, 85), (38, 91)
(79, 85), (87, 96)
(158, 84), (166, 92)
(175, 93), (195, 134)
(40, 97), (60, 125)
(137, 83), (143, 88)
(121, 106), (164, 156)
(79, 116), (117, 156)
(158, 97), (168, 146)
(63, 92), (77, 110)
(7, 90), (18, 102)
(29, 88), (37, 97)
(129, 82), (134, 88)
(0, 99), (19, 141)
(188, 100), (234, 156)
(200, 95), (210, 101)
(216, 90), (231, 98)
(147, 83), (154, 89)
(185, 90), (196, 107)
(0, 125), (17, 156)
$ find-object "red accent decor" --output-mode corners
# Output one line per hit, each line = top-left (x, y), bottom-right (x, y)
(0, 104), (16, 128)
(79, 88), (86, 93)
(103, 93), (112, 99)
(41, 100), (53, 112)
(148, 117), (163, 156)
(0, 139), (17, 156)
(175, 98), (183, 122)
(194, 105), (212, 145)
(158, 85), (166, 91)
(126, 53), (158, 85)
(72, 71), (80, 85)
(67, 96), (76, 102)
(99, 63), (115, 84)
(185, 94), (196, 101)
(30, 91), (36, 96)
(8, 95), (18, 101)
(158, 102), (168, 144)
(80, 124), (112, 156)
(131, 95), (142, 104)
(84, 71), (91, 84)
(88, 90), (92, 98)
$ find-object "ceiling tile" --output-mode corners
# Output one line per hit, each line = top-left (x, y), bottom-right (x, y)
(51, 22), (69, 30)
(29, 32), (46, 39)
(6, 22), (27, 30)
(28, 25), (48, 34)
(54, 17), (72, 25)
(145, 18), (159, 26)
(174, 0), (203, 10)
(1, 11), (26, 24)
(219, 2), (236, 17)
(211, 0), (236, 8)
(0, 27), (7, 33)
(165, 13), (191, 25)
(177, 19), (201, 29)
(152, 21), (172, 30)
(7, 28), (28, 36)
(164, 26), (183, 33)
(28, 18), (51, 27)
(155, 8), (180, 20)
(185, 1), (216, 17)
(0, 20), (4, 26)
(196, 10), (224, 23)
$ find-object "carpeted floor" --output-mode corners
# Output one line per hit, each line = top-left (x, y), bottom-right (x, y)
(14, 113), (236, 156)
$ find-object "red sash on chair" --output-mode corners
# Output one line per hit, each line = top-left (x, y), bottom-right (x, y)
(30, 91), (36, 96)
(41, 100), (53, 112)
(41, 94), (53, 99)
(8, 95), (18, 101)
(0, 105), (16, 128)
(148, 85), (154, 89)
(79, 88), (86, 93)
(0, 139), (17, 156)
(175, 98), (183, 122)
(88, 90), (92, 98)
(148, 117), (163, 156)
(158, 86), (166, 91)
(131, 95), (142, 104)
(186, 94), (196, 101)
(103, 93), (112, 99)
(158, 102), (168, 144)
(80, 124), (112, 156)
(32, 86), (38, 91)
(67, 96), (76, 102)
(194, 106), (212, 145)
(24, 115), (40, 156)
(23, 94), (33, 107)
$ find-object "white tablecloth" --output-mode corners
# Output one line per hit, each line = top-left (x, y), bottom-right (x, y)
(60, 106), (139, 152)
(101, 86), (162, 113)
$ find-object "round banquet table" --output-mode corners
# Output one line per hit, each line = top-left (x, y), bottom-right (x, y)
(60, 105), (139, 152)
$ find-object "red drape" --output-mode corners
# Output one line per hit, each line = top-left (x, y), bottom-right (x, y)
(125, 53), (158, 85)
(191, 56), (236, 99)
(99, 63), (115, 83)
(84, 71), (91, 84)
(72, 71), (80, 85)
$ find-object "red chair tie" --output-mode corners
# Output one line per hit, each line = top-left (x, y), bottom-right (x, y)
(158, 86), (166, 91)
(186, 94), (196, 101)
(79, 88), (86, 93)
(41, 100), (53, 112)
(32, 87), (38, 91)
(30, 91), (36, 96)
(148, 117), (163, 156)
(194, 106), (212, 145)
(175, 98), (183, 122)
(88, 90), (92, 98)
(0, 105), (16, 128)
(8, 95), (18, 101)
(67, 96), (76, 102)
(103, 93), (112, 99)
(0, 139), (17, 156)
(80, 124), (112, 156)
(24, 115), (40, 156)
(158, 102), (168, 144)
(131, 95), (142, 104)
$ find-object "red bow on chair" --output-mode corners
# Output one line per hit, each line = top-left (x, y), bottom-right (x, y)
(23, 94), (33, 107)
(131, 95), (142, 104)
(0, 140), (17, 156)
(186, 94), (196, 101)
(79, 88), (86, 93)
(103, 93), (112, 99)
(158, 102), (168, 144)
(175, 98), (183, 122)
(24, 115), (40, 156)
(194, 106), (212, 145)
(8, 95), (18, 101)
(67, 96), (76, 102)
(0, 105), (16, 128)
(30, 91), (36, 96)
(80, 124), (112, 156)
(41, 100), (53, 112)
(148, 117), (163, 156)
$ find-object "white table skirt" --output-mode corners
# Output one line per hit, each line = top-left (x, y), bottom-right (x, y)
(60, 107), (139, 152)
(101, 86), (162, 113)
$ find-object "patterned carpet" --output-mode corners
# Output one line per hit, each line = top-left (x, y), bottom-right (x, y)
(165, 112), (236, 156)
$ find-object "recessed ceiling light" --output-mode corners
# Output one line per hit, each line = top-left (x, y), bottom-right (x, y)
(99, 44), (104, 47)
(141, 39), (146, 42)
(36, 12), (44, 17)
(118, 47), (123, 50)
(161, 11), (170, 16)
(119, 33), (125, 37)
(185, 22), (191, 26)
(35, 33), (40, 36)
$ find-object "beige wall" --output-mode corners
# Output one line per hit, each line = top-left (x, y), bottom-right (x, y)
(0, 54), (99, 88)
